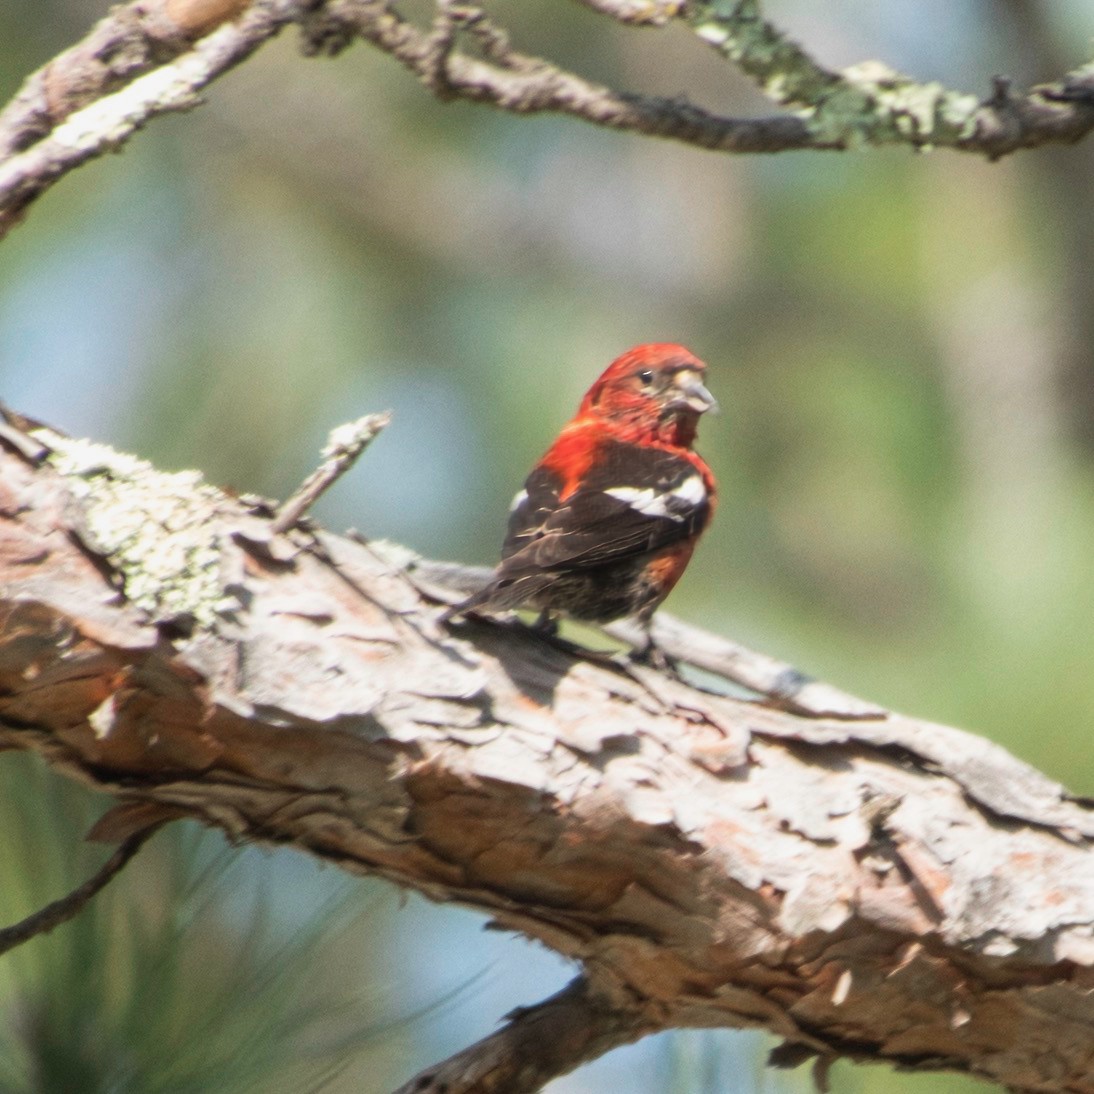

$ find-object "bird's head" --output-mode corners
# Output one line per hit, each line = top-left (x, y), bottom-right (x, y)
(578, 343), (717, 447)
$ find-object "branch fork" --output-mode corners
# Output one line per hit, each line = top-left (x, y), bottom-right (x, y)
(4, 0), (1094, 237)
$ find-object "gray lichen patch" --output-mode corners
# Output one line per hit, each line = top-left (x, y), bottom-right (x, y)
(36, 430), (237, 628)
(690, 4), (982, 148)
(692, 3), (838, 111)
(819, 64), (981, 146)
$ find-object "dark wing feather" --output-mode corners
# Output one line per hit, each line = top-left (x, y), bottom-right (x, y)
(499, 440), (710, 577)
(501, 464), (564, 559)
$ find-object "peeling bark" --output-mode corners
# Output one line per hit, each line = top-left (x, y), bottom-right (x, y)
(0, 422), (1092, 1092)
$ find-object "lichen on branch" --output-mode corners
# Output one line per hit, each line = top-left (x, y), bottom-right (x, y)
(3, 0), (1094, 239)
(37, 430), (238, 629)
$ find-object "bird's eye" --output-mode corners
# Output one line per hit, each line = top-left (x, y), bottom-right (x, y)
(637, 369), (655, 386)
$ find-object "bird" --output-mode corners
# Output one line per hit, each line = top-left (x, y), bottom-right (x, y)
(443, 343), (717, 660)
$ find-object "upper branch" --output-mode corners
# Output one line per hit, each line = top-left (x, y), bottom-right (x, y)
(1, 417), (1092, 1091)
(0, 0), (254, 161)
(3, 0), (1094, 238)
(0, 0), (300, 236)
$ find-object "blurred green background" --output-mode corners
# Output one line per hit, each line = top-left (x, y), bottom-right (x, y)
(2, 1), (1093, 1090)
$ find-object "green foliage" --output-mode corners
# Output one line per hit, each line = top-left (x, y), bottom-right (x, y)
(0, 755), (412, 1093)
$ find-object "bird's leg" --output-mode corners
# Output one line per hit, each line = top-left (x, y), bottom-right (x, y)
(628, 619), (679, 676)
(522, 610), (621, 666)
(530, 609), (559, 637)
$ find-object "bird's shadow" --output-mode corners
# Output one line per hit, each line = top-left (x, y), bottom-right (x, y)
(447, 614), (624, 708)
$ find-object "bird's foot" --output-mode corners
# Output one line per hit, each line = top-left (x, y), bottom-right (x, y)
(628, 631), (680, 678)
(530, 609), (560, 637)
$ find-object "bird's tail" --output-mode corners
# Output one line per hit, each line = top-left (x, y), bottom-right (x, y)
(438, 572), (552, 623)
(438, 584), (494, 623)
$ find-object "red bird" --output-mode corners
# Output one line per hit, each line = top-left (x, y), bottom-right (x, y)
(446, 343), (717, 649)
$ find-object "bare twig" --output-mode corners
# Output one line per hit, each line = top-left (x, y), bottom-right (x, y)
(606, 614), (885, 719)
(271, 411), (391, 535)
(572, 0), (684, 26)
(324, 0), (826, 151)
(0, 416), (49, 463)
(0, 827), (157, 957)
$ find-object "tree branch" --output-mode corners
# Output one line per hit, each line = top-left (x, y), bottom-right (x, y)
(0, 0), (251, 161)
(270, 411), (391, 535)
(408, 555), (887, 720)
(391, 976), (648, 1094)
(1, 416), (1092, 1091)
(4, 1), (1094, 239)
(686, 0), (1094, 157)
(0, 0), (299, 236)
(315, 0), (820, 148)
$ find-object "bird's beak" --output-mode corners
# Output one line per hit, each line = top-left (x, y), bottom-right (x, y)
(669, 370), (718, 415)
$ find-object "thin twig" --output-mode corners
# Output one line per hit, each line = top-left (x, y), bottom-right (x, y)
(0, 408), (49, 462)
(328, 0), (826, 151)
(271, 411), (391, 535)
(605, 614), (884, 719)
(0, 827), (157, 957)
(572, 0), (683, 26)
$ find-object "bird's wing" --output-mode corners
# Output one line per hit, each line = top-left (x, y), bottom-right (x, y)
(500, 439), (711, 575)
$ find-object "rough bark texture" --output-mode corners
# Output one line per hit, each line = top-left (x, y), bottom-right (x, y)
(1, 421), (1093, 1092)
(392, 977), (651, 1094)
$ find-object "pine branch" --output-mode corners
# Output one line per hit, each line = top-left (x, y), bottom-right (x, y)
(1, 417), (1092, 1092)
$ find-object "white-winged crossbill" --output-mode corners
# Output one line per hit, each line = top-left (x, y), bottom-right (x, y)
(446, 343), (717, 640)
